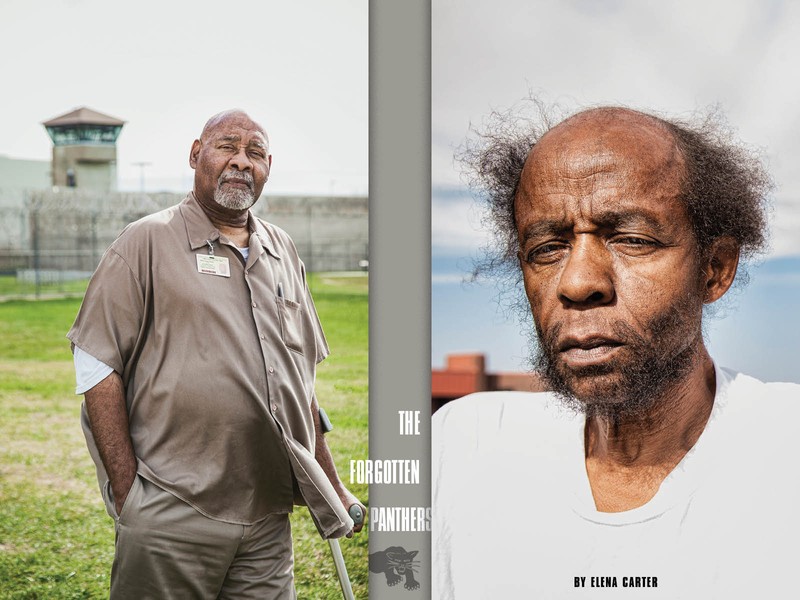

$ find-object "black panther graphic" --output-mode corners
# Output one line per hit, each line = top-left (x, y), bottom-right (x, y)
(369, 546), (420, 590)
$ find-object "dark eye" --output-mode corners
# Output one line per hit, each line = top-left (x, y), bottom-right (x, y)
(612, 236), (660, 255)
(525, 242), (568, 264)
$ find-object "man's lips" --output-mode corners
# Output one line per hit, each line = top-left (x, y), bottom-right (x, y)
(557, 335), (624, 352)
(557, 335), (624, 368)
(222, 178), (252, 189)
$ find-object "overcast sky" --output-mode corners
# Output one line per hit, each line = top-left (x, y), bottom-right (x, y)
(0, 0), (367, 195)
(432, 0), (800, 381)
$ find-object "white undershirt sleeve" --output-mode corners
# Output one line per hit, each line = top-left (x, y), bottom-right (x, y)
(73, 346), (115, 394)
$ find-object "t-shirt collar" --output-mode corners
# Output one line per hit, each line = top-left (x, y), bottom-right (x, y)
(569, 358), (732, 525)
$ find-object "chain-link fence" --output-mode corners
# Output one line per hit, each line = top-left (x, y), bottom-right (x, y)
(0, 190), (368, 300)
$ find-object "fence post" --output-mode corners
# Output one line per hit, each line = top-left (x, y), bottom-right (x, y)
(307, 201), (314, 291)
(91, 210), (99, 271)
(32, 208), (40, 299)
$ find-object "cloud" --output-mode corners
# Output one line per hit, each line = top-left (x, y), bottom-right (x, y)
(767, 194), (800, 257)
(431, 188), (492, 254)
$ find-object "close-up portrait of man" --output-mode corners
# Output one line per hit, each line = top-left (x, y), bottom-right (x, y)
(432, 104), (800, 599)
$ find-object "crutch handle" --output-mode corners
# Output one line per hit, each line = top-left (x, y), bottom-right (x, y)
(349, 504), (364, 526)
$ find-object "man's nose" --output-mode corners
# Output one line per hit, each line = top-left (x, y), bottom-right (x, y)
(228, 147), (253, 171)
(556, 238), (615, 307)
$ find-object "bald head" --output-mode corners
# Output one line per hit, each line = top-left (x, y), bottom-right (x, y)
(536, 107), (679, 157)
(519, 107), (686, 217)
(549, 106), (673, 134)
(200, 109), (269, 150)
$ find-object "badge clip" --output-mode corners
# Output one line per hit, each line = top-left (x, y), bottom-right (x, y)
(197, 239), (229, 277)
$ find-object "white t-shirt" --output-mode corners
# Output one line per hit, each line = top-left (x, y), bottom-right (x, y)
(432, 365), (800, 599)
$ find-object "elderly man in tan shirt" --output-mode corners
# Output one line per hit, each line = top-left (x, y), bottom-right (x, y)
(68, 110), (364, 599)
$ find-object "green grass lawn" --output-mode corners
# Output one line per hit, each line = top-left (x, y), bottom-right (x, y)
(0, 275), (89, 300)
(0, 272), (368, 599)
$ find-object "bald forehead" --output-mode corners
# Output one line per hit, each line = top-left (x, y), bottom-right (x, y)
(525, 108), (683, 180)
(201, 110), (268, 141)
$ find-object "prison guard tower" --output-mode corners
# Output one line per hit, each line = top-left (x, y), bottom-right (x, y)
(42, 107), (125, 191)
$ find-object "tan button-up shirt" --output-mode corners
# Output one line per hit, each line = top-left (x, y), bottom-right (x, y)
(68, 193), (354, 538)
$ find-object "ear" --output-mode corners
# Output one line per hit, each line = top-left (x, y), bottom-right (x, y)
(408, 550), (418, 559)
(702, 236), (740, 304)
(189, 139), (201, 169)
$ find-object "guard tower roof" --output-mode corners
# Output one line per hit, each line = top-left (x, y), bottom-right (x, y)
(42, 107), (126, 127)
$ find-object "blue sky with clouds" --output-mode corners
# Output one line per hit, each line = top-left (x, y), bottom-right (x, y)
(432, 0), (800, 383)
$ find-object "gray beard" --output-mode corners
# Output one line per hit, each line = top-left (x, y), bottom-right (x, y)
(214, 185), (256, 211)
(533, 298), (702, 423)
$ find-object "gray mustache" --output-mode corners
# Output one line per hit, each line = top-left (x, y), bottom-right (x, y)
(219, 172), (254, 187)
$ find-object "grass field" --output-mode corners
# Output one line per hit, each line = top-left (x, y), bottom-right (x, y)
(0, 275), (88, 301)
(0, 272), (368, 599)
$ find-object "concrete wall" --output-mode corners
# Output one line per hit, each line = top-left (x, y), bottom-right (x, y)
(253, 195), (368, 272)
(0, 156), (51, 196)
(0, 190), (368, 273)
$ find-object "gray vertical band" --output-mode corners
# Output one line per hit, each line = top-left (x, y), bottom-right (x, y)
(370, 0), (431, 598)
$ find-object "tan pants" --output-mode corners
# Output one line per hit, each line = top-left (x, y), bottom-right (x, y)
(106, 475), (295, 599)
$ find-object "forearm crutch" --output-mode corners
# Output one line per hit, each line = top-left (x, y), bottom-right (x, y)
(328, 504), (365, 600)
(318, 407), (364, 600)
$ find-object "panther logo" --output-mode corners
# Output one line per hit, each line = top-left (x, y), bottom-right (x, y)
(369, 546), (420, 591)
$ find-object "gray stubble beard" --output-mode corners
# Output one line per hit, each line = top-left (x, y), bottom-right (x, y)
(214, 174), (256, 210)
(533, 297), (703, 424)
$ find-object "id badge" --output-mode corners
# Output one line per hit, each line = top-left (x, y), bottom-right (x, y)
(196, 254), (230, 277)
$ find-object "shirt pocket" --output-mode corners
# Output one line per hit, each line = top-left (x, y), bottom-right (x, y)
(277, 297), (305, 355)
